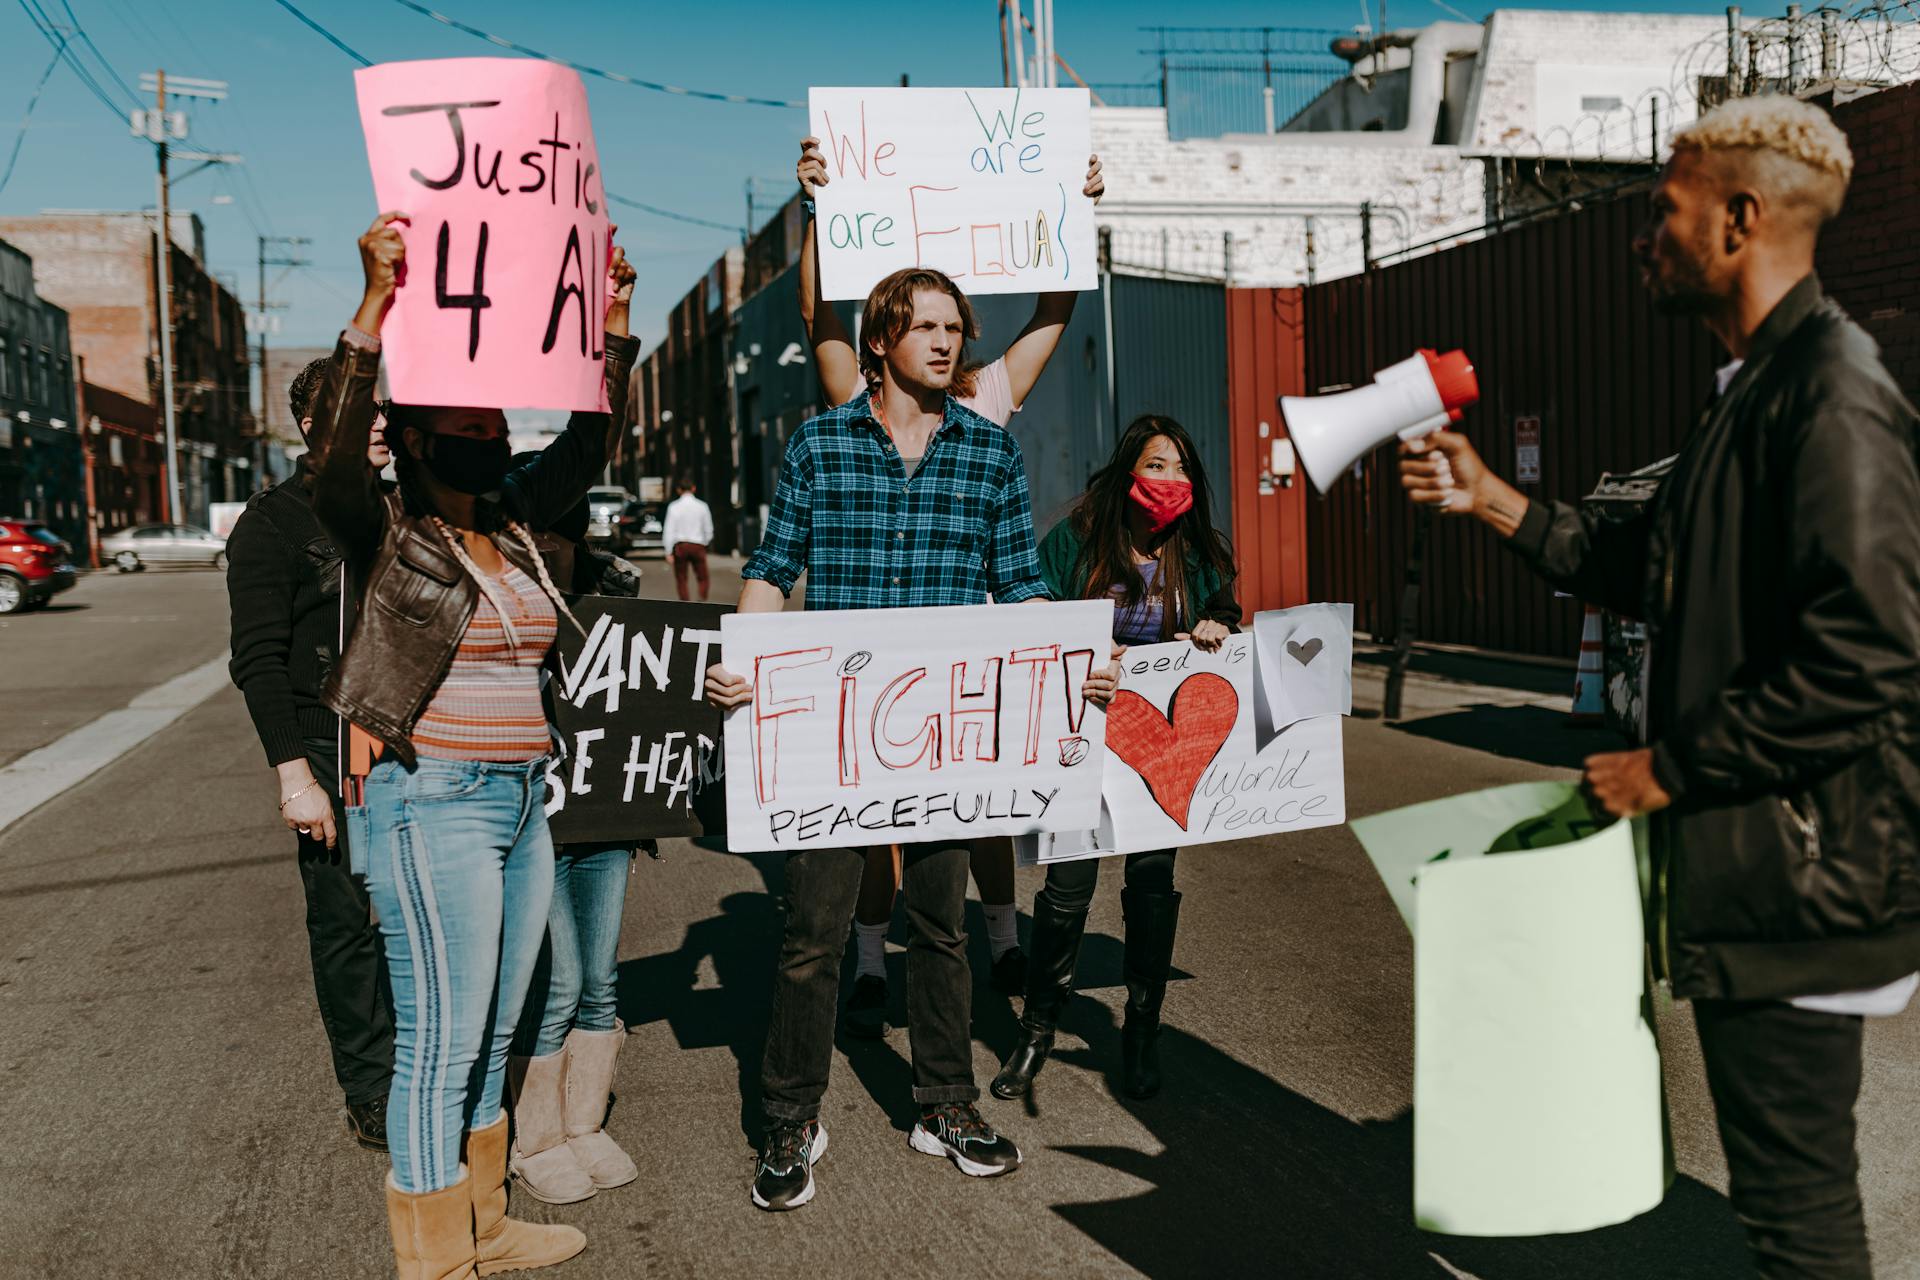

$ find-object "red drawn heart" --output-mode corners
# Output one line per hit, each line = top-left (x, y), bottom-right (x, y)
(1104, 672), (1238, 828)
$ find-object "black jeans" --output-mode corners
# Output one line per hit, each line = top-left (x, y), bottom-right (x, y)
(1039, 848), (1178, 915)
(761, 842), (976, 1122)
(1693, 998), (1871, 1280)
(297, 738), (395, 1107)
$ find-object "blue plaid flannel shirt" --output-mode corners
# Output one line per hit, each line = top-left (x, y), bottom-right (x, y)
(741, 390), (1049, 609)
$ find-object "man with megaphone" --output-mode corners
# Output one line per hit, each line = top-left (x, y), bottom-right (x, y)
(1402, 95), (1920, 1280)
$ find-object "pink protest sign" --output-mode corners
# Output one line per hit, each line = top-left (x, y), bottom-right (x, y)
(355, 58), (611, 412)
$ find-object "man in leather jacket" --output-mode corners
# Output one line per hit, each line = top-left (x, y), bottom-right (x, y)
(1402, 96), (1920, 1278)
(225, 358), (396, 1149)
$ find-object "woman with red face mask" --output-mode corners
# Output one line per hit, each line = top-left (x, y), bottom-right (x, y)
(992, 414), (1241, 1103)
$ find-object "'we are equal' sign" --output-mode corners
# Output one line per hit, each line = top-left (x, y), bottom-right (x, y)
(806, 85), (1099, 301)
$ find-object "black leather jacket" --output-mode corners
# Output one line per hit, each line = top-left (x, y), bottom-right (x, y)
(1509, 276), (1920, 1000)
(305, 329), (637, 767)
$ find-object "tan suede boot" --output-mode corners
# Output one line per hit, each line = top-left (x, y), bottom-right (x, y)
(385, 1167), (479, 1280)
(465, 1114), (587, 1275)
(506, 1052), (597, 1204)
(563, 1023), (638, 1190)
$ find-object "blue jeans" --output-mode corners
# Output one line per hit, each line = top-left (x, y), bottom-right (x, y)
(361, 756), (554, 1193)
(518, 844), (632, 1057)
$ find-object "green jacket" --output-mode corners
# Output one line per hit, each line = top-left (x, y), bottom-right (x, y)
(1037, 518), (1242, 633)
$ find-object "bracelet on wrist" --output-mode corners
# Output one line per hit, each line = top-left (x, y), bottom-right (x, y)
(279, 779), (322, 811)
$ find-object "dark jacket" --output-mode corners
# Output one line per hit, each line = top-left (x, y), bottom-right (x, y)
(225, 472), (346, 767)
(1036, 517), (1242, 633)
(1508, 276), (1920, 1000)
(305, 329), (638, 766)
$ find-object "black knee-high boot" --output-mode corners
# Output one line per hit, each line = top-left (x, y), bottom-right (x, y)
(990, 895), (1089, 1099)
(1120, 888), (1181, 1100)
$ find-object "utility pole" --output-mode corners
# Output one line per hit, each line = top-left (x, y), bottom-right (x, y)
(133, 70), (234, 526)
(257, 234), (310, 442)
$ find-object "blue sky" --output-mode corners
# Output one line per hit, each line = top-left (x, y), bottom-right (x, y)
(2, 0), (1735, 359)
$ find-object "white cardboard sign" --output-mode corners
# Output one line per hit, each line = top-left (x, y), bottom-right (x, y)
(1016, 635), (1346, 860)
(807, 86), (1098, 301)
(720, 601), (1113, 851)
(1254, 603), (1354, 735)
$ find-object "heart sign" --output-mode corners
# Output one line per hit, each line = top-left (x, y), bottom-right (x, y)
(1105, 672), (1238, 827)
(1287, 637), (1324, 665)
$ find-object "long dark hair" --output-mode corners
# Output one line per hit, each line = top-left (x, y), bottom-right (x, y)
(385, 402), (507, 533)
(1066, 414), (1235, 640)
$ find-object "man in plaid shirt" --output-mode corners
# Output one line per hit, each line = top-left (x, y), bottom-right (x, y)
(708, 266), (1116, 1213)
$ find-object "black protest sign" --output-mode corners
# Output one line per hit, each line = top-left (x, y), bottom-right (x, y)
(543, 597), (728, 844)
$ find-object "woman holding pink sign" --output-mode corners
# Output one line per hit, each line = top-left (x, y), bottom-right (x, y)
(992, 414), (1242, 1103)
(307, 212), (637, 1279)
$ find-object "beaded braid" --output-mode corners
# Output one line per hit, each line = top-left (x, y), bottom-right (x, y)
(428, 517), (527, 651)
(502, 521), (585, 640)
(426, 516), (586, 653)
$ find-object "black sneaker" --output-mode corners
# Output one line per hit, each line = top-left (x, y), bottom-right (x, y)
(990, 946), (1029, 997)
(345, 1097), (388, 1151)
(751, 1119), (829, 1212)
(844, 974), (888, 1039)
(910, 1102), (1022, 1177)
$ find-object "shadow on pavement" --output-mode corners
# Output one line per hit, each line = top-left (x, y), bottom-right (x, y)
(616, 849), (783, 1145)
(1036, 1003), (1750, 1280)
(1389, 704), (1628, 771)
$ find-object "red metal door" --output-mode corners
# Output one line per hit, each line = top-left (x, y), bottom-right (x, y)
(1226, 287), (1310, 613)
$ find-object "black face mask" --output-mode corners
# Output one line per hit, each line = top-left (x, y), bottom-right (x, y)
(420, 434), (513, 496)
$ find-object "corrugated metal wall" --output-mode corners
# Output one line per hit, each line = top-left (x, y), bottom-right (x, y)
(1108, 274), (1232, 537)
(1226, 287), (1310, 614)
(1302, 193), (1721, 658)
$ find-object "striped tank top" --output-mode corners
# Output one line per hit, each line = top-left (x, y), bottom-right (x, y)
(410, 559), (557, 763)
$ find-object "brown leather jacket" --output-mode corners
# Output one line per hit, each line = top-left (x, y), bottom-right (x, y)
(305, 329), (637, 766)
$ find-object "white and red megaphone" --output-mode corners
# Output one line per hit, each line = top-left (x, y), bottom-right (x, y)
(1281, 349), (1479, 493)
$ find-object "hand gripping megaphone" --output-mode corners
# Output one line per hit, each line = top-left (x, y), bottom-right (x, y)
(1281, 349), (1479, 493)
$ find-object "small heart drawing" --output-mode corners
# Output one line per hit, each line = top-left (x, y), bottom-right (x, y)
(1286, 637), (1325, 666)
(1058, 736), (1090, 767)
(1104, 672), (1238, 828)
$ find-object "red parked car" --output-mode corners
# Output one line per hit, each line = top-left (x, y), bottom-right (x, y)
(0, 518), (79, 615)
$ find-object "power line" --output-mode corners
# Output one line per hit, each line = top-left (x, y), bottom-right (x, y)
(57, 0), (142, 107)
(606, 192), (743, 235)
(271, 0), (371, 66)
(272, 0), (747, 239)
(15, 0), (132, 121)
(1, 34), (69, 196)
(385, 0), (805, 108)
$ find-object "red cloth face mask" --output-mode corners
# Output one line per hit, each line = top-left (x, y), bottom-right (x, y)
(1128, 474), (1194, 535)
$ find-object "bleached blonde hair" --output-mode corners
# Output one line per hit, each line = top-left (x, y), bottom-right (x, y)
(1671, 95), (1853, 225)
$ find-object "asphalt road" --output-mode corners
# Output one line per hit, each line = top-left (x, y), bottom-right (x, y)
(2, 562), (1917, 1279)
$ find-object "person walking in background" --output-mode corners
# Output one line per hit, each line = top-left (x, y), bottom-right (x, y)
(991, 415), (1241, 1105)
(791, 137), (1108, 1033)
(225, 356), (396, 1152)
(705, 262), (1119, 1213)
(308, 212), (637, 1279)
(1400, 95), (1920, 1279)
(662, 475), (714, 601)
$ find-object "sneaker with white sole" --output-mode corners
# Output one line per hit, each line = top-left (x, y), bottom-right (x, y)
(909, 1102), (1022, 1177)
(751, 1119), (828, 1211)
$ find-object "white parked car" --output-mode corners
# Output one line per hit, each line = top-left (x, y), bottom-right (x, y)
(100, 523), (228, 572)
(584, 486), (636, 553)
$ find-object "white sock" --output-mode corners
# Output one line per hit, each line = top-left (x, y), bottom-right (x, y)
(854, 921), (889, 980)
(983, 902), (1019, 959)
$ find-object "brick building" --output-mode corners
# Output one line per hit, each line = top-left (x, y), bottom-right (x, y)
(0, 211), (258, 528)
(634, 247), (743, 551)
(0, 236), (85, 550)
